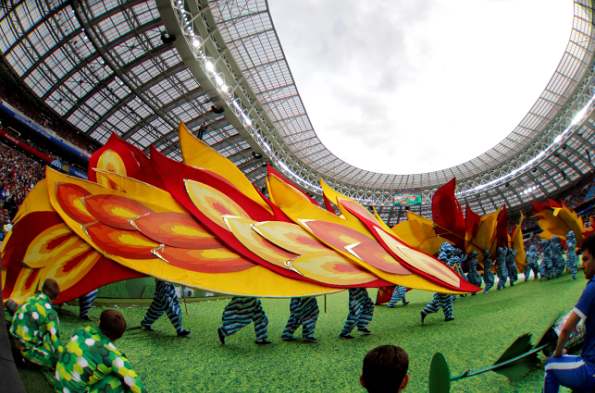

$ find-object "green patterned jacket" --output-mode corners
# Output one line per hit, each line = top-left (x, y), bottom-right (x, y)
(10, 292), (60, 350)
(55, 326), (147, 393)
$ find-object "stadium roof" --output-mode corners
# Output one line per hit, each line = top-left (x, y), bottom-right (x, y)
(2, 0), (595, 223)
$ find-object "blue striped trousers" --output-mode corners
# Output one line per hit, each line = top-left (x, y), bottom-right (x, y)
(483, 271), (495, 292)
(567, 252), (578, 279)
(388, 286), (407, 307)
(142, 280), (183, 332)
(282, 297), (319, 339)
(422, 293), (453, 320)
(497, 265), (508, 289)
(341, 288), (374, 335)
(221, 297), (268, 341)
(79, 289), (98, 317)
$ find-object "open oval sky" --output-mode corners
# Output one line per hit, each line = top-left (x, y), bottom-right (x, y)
(270, 0), (572, 175)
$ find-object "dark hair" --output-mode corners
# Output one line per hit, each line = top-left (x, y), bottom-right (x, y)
(99, 309), (127, 341)
(582, 234), (595, 256)
(41, 279), (60, 300)
(362, 345), (409, 393)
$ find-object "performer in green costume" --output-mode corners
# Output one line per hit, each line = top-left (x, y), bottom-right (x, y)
(54, 309), (146, 393)
(10, 278), (61, 369)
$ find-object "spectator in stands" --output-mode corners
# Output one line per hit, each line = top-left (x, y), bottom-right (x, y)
(360, 345), (409, 393)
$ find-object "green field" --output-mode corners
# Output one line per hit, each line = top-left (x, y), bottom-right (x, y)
(14, 273), (585, 392)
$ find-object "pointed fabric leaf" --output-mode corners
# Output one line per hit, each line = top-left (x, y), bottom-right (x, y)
(13, 180), (54, 224)
(223, 216), (299, 271)
(291, 250), (378, 286)
(492, 334), (539, 382)
(267, 164), (320, 206)
(9, 268), (41, 305)
(153, 245), (256, 274)
(56, 183), (95, 224)
(132, 212), (223, 249)
(496, 205), (509, 248)
(87, 133), (140, 183)
(84, 194), (154, 230)
(392, 211), (449, 256)
(432, 178), (466, 249)
(251, 221), (329, 254)
(178, 122), (273, 214)
(511, 213), (526, 271)
(84, 222), (159, 260)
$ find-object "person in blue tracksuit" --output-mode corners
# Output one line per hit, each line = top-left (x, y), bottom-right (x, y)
(388, 286), (409, 308)
(506, 248), (518, 286)
(421, 242), (455, 323)
(282, 297), (319, 343)
(78, 289), (98, 321)
(339, 288), (375, 340)
(496, 247), (509, 290)
(141, 279), (191, 336)
(217, 297), (270, 345)
(483, 249), (495, 293)
(566, 231), (578, 281)
(551, 236), (566, 278)
(543, 234), (595, 392)
(525, 245), (539, 281)
(466, 251), (482, 294)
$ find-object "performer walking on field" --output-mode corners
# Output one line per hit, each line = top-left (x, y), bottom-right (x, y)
(421, 243), (455, 324)
(388, 286), (409, 308)
(483, 249), (495, 293)
(525, 245), (539, 281)
(540, 239), (554, 281)
(551, 235), (566, 278)
(141, 279), (191, 336)
(218, 297), (271, 345)
(506, 248), (518, 286)
(282, 297), (319, 343)
(339, 288), (375, 340)
(496, 247), (508, 290)
(566, 231), (578, 280)
(466, 251), (482, 294)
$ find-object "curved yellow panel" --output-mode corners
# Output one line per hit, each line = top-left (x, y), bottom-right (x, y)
(178, 122), (273, 215)
(292, 250), (377, 286)
(223, 216), (297, 271)
(252, 221), (328, 254)
(185, 179), (251, 230)
(45, 168), (338, 298)
(9, 268), (40, 304)
(13, 179), (53, 224)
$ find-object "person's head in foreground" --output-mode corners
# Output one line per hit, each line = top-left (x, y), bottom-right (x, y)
(361, 345), (409, 393)
(99, 309), (127, 344)
(582, 234), (595, 280)
(41, 278), (60, 301)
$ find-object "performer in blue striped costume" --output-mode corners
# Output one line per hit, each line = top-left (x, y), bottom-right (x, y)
(551, 235), (566, 278)
(466, 251), (482, 294)
(524, 245), (539, 281)
(217, 297), (270, 345)
(540, 239), (554, 281)
(421, 242), (455, 323)
(388, 286), (409, 308)
(282, 297), (319, 343)
(339, 288), (374, 339)
(496, 247), (508, 290)
(566, 231), (578, 280)
(78, 289), (98, 321)
(506, 248), (518, 286)
(141, 279), (191, 336)
(483, 249), (495, 293)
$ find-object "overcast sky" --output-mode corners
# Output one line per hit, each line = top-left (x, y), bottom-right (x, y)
(268, 1), (573, 175)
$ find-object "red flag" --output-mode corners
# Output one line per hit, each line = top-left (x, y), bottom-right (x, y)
(432, 178), (466, 249)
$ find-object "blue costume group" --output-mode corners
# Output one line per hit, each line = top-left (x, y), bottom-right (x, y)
(483, 249), (495, 293)
(496, 247), (509, 290)
(340, 288), (374, 339)
(550, 236), (566, 278)
(525, 245), (539, 281)
(421, 243), (455, 323)
(566, 231), (578, 280)
(141, 279), (190, 336)
(540, 239), (554, 281)
(282, 297), (319, 343)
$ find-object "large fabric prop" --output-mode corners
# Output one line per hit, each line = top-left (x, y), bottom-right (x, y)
(2, 123), (480, 303)
(533, 199), (586, 248)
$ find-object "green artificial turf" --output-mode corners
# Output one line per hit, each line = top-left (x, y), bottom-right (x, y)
(15, 274), (586, 393)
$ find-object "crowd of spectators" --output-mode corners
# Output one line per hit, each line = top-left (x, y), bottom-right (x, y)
(0, 82), (99, 154)
(0, 141), (45, 224)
